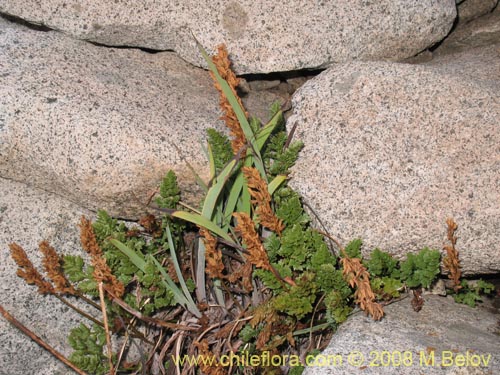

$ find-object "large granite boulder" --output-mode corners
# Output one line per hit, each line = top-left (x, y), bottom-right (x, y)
(303, 295), (500, 374)
(0, 0), (457, 74)
(456, 0), (498, 25)
(0, 17), (224, 218)
(288, 44), (500, 275)
(436, 3), (500, 56)
(0, 178), (92, 375)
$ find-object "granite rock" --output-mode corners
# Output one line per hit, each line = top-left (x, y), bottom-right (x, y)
(0, 17), (225, 218)
(0, 0), (457, 74)
(303, 295), (500, 374)
(435, 3), (500, 55)
(0, 178), (93, 375)
(288, 44), (500, 275)
(457, 0), (498, 24)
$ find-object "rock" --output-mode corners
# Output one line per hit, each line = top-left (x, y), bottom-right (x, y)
(0, 178), (93, 375)
(0, 17), (226, 218)
(288, 44), (500, 275)
(457, 0), (498, 24)
(0, 0), (457, 74)
(435, 3), (500, 55)
(303, 295), (500, 374)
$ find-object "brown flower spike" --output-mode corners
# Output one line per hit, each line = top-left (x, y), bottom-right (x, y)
(79, 216), (125, 298)
(200, 228), (225, 279)
(233, 212), (274, 273)
(9, 243), (54, 295)
(210, 44), (248, 154)
(39, 240), (77, 295)
(243, 166), (284, 236)
(341, 254), (384, 321)
(443, 218), (462, 292)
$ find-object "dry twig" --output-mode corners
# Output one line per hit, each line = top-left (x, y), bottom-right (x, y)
(0, 304), (89, 375)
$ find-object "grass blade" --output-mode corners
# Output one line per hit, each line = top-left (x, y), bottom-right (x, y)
(268, 175), (287, 196)
(109, 239), (146, 272)
(171, 211), (234, 243)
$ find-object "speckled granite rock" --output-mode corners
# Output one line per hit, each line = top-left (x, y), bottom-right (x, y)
(0, 0), (456, 74)
(288, 44), (500, 275)
(303, 295), (500, 375)
(0, 178), (93, 375)
(0, 17), (225, 218)
(435, 3), (500, 55)
(457, 0), (498, 24)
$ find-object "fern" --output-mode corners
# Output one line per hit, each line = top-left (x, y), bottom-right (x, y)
(206, 128), (233, 173)
(273, 273), (317, 319)
(269, 140), (304, 176)
(400, 248), (440, 288)
(68, 323), (109, 375)
(453, 279), (495, 307)
(344, 239), (362, 259)
(364, 249), (399, 278)
(275, 194), (310, 227)
(155, 170), (181, 209)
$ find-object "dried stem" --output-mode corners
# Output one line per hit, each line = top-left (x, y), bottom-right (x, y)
(0, 304), (88, 375)
(98, 282), (114, 374)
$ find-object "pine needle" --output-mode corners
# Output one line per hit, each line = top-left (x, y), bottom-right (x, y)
(210, 44), (247, 154)
(9, 243), (54, 295)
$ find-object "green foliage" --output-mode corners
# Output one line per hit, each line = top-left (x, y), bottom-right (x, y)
(92, 209), (126, 241)
(136, 258), (176, 315)
(364, 249), (399, 278)
(68, 323), (109, 375)
(239, 324), (258, 343)
(254, 263), (292, 292)
(63, 255), (98, 296)
(275, 193), (310, 227)
(289, 366), (305, 375)
(453, 280), (496, 307)
(400, 248), (441, 288)
(155, 170), (181, 209)
(21, 46), (488, 375)
(63, 255), (87, 282)
(371, 276), (403, 299)
(206, 128), (233, 173)
(344, 239), (362, 258)
(273, 273), (317, 319)
(263, 127), (304, 177)
(323, 273), (353, 324)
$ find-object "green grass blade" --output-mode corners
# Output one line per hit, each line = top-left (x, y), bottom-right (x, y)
(201, 159), (237, 218)
(197, 41), (266, 180)
(223, 172), (244, 227)
(268, 175), (287, 196)
(171, 211), (234, 243)
(165, 223), (198, 309)
(255, 110), (283, 151)
(207, 143), (216, 181)
(109, 239), (146, 272)
(148, 255), (201, 318)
